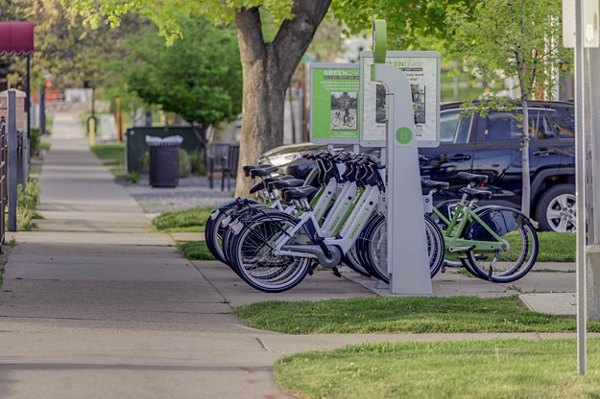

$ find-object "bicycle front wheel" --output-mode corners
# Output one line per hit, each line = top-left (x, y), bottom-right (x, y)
(463, 207), (538, 283)
(362, 214), (445, 283)
(229, 215), (311, 293)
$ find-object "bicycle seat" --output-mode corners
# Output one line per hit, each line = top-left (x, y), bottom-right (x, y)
(250, 166), (279, 177)
(282, 186), (318, 201)
(243, 164), (273, 175)
(459, 186), (492, 200)
(421, 178), (450, 191)
(457, 172), (488, 184)
(269, 178), (304, 190)
(249, 181), (266, 194)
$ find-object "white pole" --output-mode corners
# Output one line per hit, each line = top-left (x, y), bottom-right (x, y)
(575, 0), (587, 377)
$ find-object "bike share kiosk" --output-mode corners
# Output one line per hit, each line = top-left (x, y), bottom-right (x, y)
(309, 19), (440, 295)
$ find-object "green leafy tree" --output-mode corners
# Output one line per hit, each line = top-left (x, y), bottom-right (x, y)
(1, 0), (142, 90)
(446, 0), (570, 217)
(331, 0), (477, 49)
(121, 16), (242, 141)
(68, 0), (331, 196)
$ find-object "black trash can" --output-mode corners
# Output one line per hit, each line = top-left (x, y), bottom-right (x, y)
(146, 135), (182, 188)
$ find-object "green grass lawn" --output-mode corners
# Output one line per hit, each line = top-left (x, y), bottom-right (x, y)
(91, 143), (139, 183)
(444, 231), (574, 263)
(177, 240), (216, 260)
(537, 232), (575, 262)
(234, 296), (600, 334)
(275, 339), (600, 399)
(152, 207), (214, 233)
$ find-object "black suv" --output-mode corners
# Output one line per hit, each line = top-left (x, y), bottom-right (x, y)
(420, 101), (575, 233)
(261, 101), (575, 233)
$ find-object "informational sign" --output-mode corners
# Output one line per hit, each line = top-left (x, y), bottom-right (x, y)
(309, 63), (360, 144)
(359, 51), (441, 148)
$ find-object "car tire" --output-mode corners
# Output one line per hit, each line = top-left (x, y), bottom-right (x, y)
(535, 183), (576, 233)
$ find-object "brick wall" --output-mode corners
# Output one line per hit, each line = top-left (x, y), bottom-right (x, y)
(0, 90), (26, 131)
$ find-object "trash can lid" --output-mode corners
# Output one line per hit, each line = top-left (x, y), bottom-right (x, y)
(145, 135), (184, 146)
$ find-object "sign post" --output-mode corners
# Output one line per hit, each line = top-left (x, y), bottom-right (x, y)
(370, 20), (434, 295)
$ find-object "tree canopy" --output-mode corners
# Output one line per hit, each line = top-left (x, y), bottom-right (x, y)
(446, 0), (569, 100)
(120, 16), (242, 126)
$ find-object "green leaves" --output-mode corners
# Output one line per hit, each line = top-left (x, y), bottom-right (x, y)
(120, 16), (242, 126)
(446, 0), (572, 100)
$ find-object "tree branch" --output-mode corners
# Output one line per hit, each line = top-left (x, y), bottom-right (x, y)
(235, 7), (266, 64)
(272, 0), (332, 82)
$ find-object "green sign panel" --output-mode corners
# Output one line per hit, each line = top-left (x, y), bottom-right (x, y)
(309, 64), (360, 144)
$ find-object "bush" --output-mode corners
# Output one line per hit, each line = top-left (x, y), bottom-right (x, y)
(179, 149), (191, 177)
(141, 151), (150, 174)
(189, 150), (207, 176)
(30, 128), (41, 157)
(16, 180), (41, 231)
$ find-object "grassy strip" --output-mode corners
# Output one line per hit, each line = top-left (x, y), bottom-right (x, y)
(152, 207), (213, 232)
(275, 339), (600, 399)
(445, 231), (575, 263)
(177, 241), (216, 260)
(17, 180), (41, 231)
(91, 143), (139, 183)
(235, 296), (600, 334)
(537, 232), (575, 262)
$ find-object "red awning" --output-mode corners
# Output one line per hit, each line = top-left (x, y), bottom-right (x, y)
(0, 22), (35, 56)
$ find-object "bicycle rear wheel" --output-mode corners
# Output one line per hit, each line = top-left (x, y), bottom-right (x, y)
(463, 207), (538, 283)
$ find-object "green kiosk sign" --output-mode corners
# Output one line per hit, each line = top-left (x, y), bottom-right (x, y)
(309, 64), (360, 144)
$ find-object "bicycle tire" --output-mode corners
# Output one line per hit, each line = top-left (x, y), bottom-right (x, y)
(343, 244), (371, 277)
(361, 214), (445, 283)
(206, 199), (258, 263)
(229, 214), (311, 292)
(463, 206), (538, 283)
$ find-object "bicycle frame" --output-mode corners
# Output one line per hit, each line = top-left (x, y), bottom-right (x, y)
(273, 184), (381, 259)
(433, 203), (508, 252)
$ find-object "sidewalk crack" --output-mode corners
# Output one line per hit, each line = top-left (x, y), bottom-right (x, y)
(255, 337), (269, 352)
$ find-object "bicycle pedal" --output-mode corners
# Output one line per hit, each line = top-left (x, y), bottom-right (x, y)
(332, 266), (342, 278)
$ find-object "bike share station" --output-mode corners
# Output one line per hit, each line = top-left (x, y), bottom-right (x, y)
(309, 19), (441, 295)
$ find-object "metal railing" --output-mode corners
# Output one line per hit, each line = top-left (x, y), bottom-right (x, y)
(208, 143), (239, 191)
(0, 115), (7, 250)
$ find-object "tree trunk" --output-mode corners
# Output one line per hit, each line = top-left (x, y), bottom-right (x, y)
(234, 1), (331, 197)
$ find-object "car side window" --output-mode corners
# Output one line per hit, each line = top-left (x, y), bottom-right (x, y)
(484, 112), (521, 141)
(547, 106), (574, 139)
(529, 111), (556, 140)
(518, 109), (556, 140)
(439, 109), (471, 144)
(484, 109), (556, 141)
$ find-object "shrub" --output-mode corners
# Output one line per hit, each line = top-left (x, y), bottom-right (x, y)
(16, 180), (41, 231)
(179, 149), (191, 177)
(189, 150), (207, 176)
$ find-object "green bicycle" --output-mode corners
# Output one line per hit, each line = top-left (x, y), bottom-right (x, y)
(425, 172), (538, 283)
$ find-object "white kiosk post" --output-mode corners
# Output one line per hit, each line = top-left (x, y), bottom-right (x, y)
(371, 20), (432, 295)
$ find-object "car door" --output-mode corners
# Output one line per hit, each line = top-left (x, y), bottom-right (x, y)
(419, 107), (475, 199)
(545, 104), (575, 171)
(471, 110), (522, 204)
(527, 107), (564, 178)
(472, 107), (564, 206)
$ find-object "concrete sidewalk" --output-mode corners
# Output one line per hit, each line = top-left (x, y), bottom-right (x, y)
(0, 107), (580, 398)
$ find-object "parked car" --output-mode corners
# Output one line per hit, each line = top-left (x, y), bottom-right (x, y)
(259, 100), (576, 232)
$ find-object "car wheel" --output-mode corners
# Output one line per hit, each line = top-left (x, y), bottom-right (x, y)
(535, 184), (576, 233)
